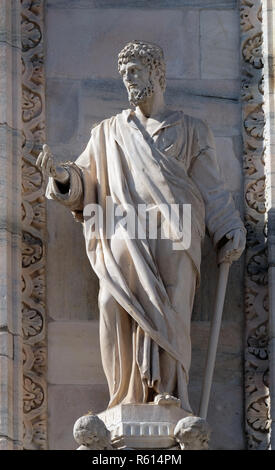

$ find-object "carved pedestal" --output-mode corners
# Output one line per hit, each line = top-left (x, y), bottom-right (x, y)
(98, 403), (190, 449)
(73, 404), (211, 450)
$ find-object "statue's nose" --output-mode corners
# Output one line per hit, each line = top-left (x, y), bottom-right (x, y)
(125, 72), (132, 82)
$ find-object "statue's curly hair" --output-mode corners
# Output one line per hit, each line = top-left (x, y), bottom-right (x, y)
(118, 40), (166, 91)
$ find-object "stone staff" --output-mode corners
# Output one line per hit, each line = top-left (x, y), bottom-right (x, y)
(199, 240), (235, 420)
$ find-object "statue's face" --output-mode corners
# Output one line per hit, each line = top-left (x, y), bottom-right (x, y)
(120, 57), (155, 106)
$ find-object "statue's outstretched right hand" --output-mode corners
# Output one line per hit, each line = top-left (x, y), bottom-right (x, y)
(36, 144), (69, 184)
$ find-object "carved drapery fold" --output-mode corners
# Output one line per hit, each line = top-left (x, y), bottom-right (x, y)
(21, 0), (47, 450)
(240, 0), (271, 449)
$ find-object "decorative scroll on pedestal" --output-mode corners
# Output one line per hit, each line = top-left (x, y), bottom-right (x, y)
(21, 0), (47, 449)
(240, 0), (271, 449)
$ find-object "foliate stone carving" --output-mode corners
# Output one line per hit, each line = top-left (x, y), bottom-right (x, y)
(242, 33), (264, 68)
(22, 304), (44, 343)
(32, 420), (47, 449)
(245, 177), (266, 214)
(247, 324), (268, 359)
(240, 8), (254, 32)
(22, 161), (43, 193)
(22, 86), (42, 122)
(240, 0), (270, 449)
(21, 0), (47, 450)
(247, 398), (270, 432)
(244, 106), (265, 139)
(247, 249), (268, 285)
(22, 232), (43, 267)
(23, 343), (47, 377)
(23, 376), (44, 414)
(21, 16), (41, 52)
(243, 145), (264, 177)
(30, 53), (44, 85)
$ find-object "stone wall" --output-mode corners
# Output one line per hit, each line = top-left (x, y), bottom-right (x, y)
(45, 0), (245, 449)
(0, 0), (22, 450)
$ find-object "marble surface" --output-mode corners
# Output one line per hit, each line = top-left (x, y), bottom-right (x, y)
(45, 3), (245, 450)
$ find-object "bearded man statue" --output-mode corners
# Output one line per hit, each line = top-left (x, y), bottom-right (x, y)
(37, 40), (246, 414)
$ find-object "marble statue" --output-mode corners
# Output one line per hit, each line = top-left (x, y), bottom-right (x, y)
(73, 414), (112, 450)
(174, 416), (211, 450)
(37, 40), (246, 415)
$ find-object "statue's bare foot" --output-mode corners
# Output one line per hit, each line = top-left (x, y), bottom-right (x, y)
(154, 393), (181, 407)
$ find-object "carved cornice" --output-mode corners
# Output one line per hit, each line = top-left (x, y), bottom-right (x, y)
(21, 0), (47, 450)
(240, 0), (271, 449)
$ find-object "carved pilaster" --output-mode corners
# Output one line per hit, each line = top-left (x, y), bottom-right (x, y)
(240, 0), (271, 449)
(21, 0), (47, 450)
(0, 0), (23, 450)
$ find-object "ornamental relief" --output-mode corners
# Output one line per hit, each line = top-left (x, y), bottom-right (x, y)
(242, 33), (264, 68)
(247, 396), (270, 433)
(23, 415), (47, 451)
(22, 86), (42, 123)
(247, 249), (268, 286)
(247, 323), (268, 360)
(23, 343), (47, 376)
(240, 0), (270, 450)
(244, 105), (265, 139)
(21, 15), (41, 52)
(22, 199), (46, 230)
(22, 121), (46, 164)
(243, 145), (265, 177)
(22, 161), (43, 194)
(30, 53), (44, 85)
(23, 269), (46, 302)
(22, 231), (43, 268)
(22, 303), (44, 343)
(245, 177), (266, 214)
(32, 420), (47, 449)
(23, 376), (44, 414)
(240, 9), (254, 32)
(21, 0), (47, 450)
(244, 219), (261, 248)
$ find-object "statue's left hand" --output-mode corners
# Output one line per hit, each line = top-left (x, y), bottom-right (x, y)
(219, 228), (246, 264)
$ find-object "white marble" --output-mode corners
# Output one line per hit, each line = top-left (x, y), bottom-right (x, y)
(0, 356), (13, 440)
(48, 384), (109, 450)
(0, 438), (13, 450)
(44, 0), (246, 447)
(0, 0), (22, 451)
(47, 204), (99, 321)
(47, 0), (237, 8)
(200, 10), (240, 79)
(46, 9), (200, 80)
(174, 416), (211, 450)
(48, 321), (106, 385)
(0, 332), (13, 358)
(215, 137), (242, 193)
(41, 41), (245, 448)
(98, 403), (190, 449)
(74, 414), (112, 450)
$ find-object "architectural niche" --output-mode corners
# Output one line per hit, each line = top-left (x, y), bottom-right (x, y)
(15, 0), (274, 451)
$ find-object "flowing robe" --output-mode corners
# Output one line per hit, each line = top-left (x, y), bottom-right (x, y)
(46, 109), (244, 412)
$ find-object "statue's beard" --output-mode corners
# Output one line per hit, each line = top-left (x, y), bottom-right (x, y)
(128, 79), (154, 106)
